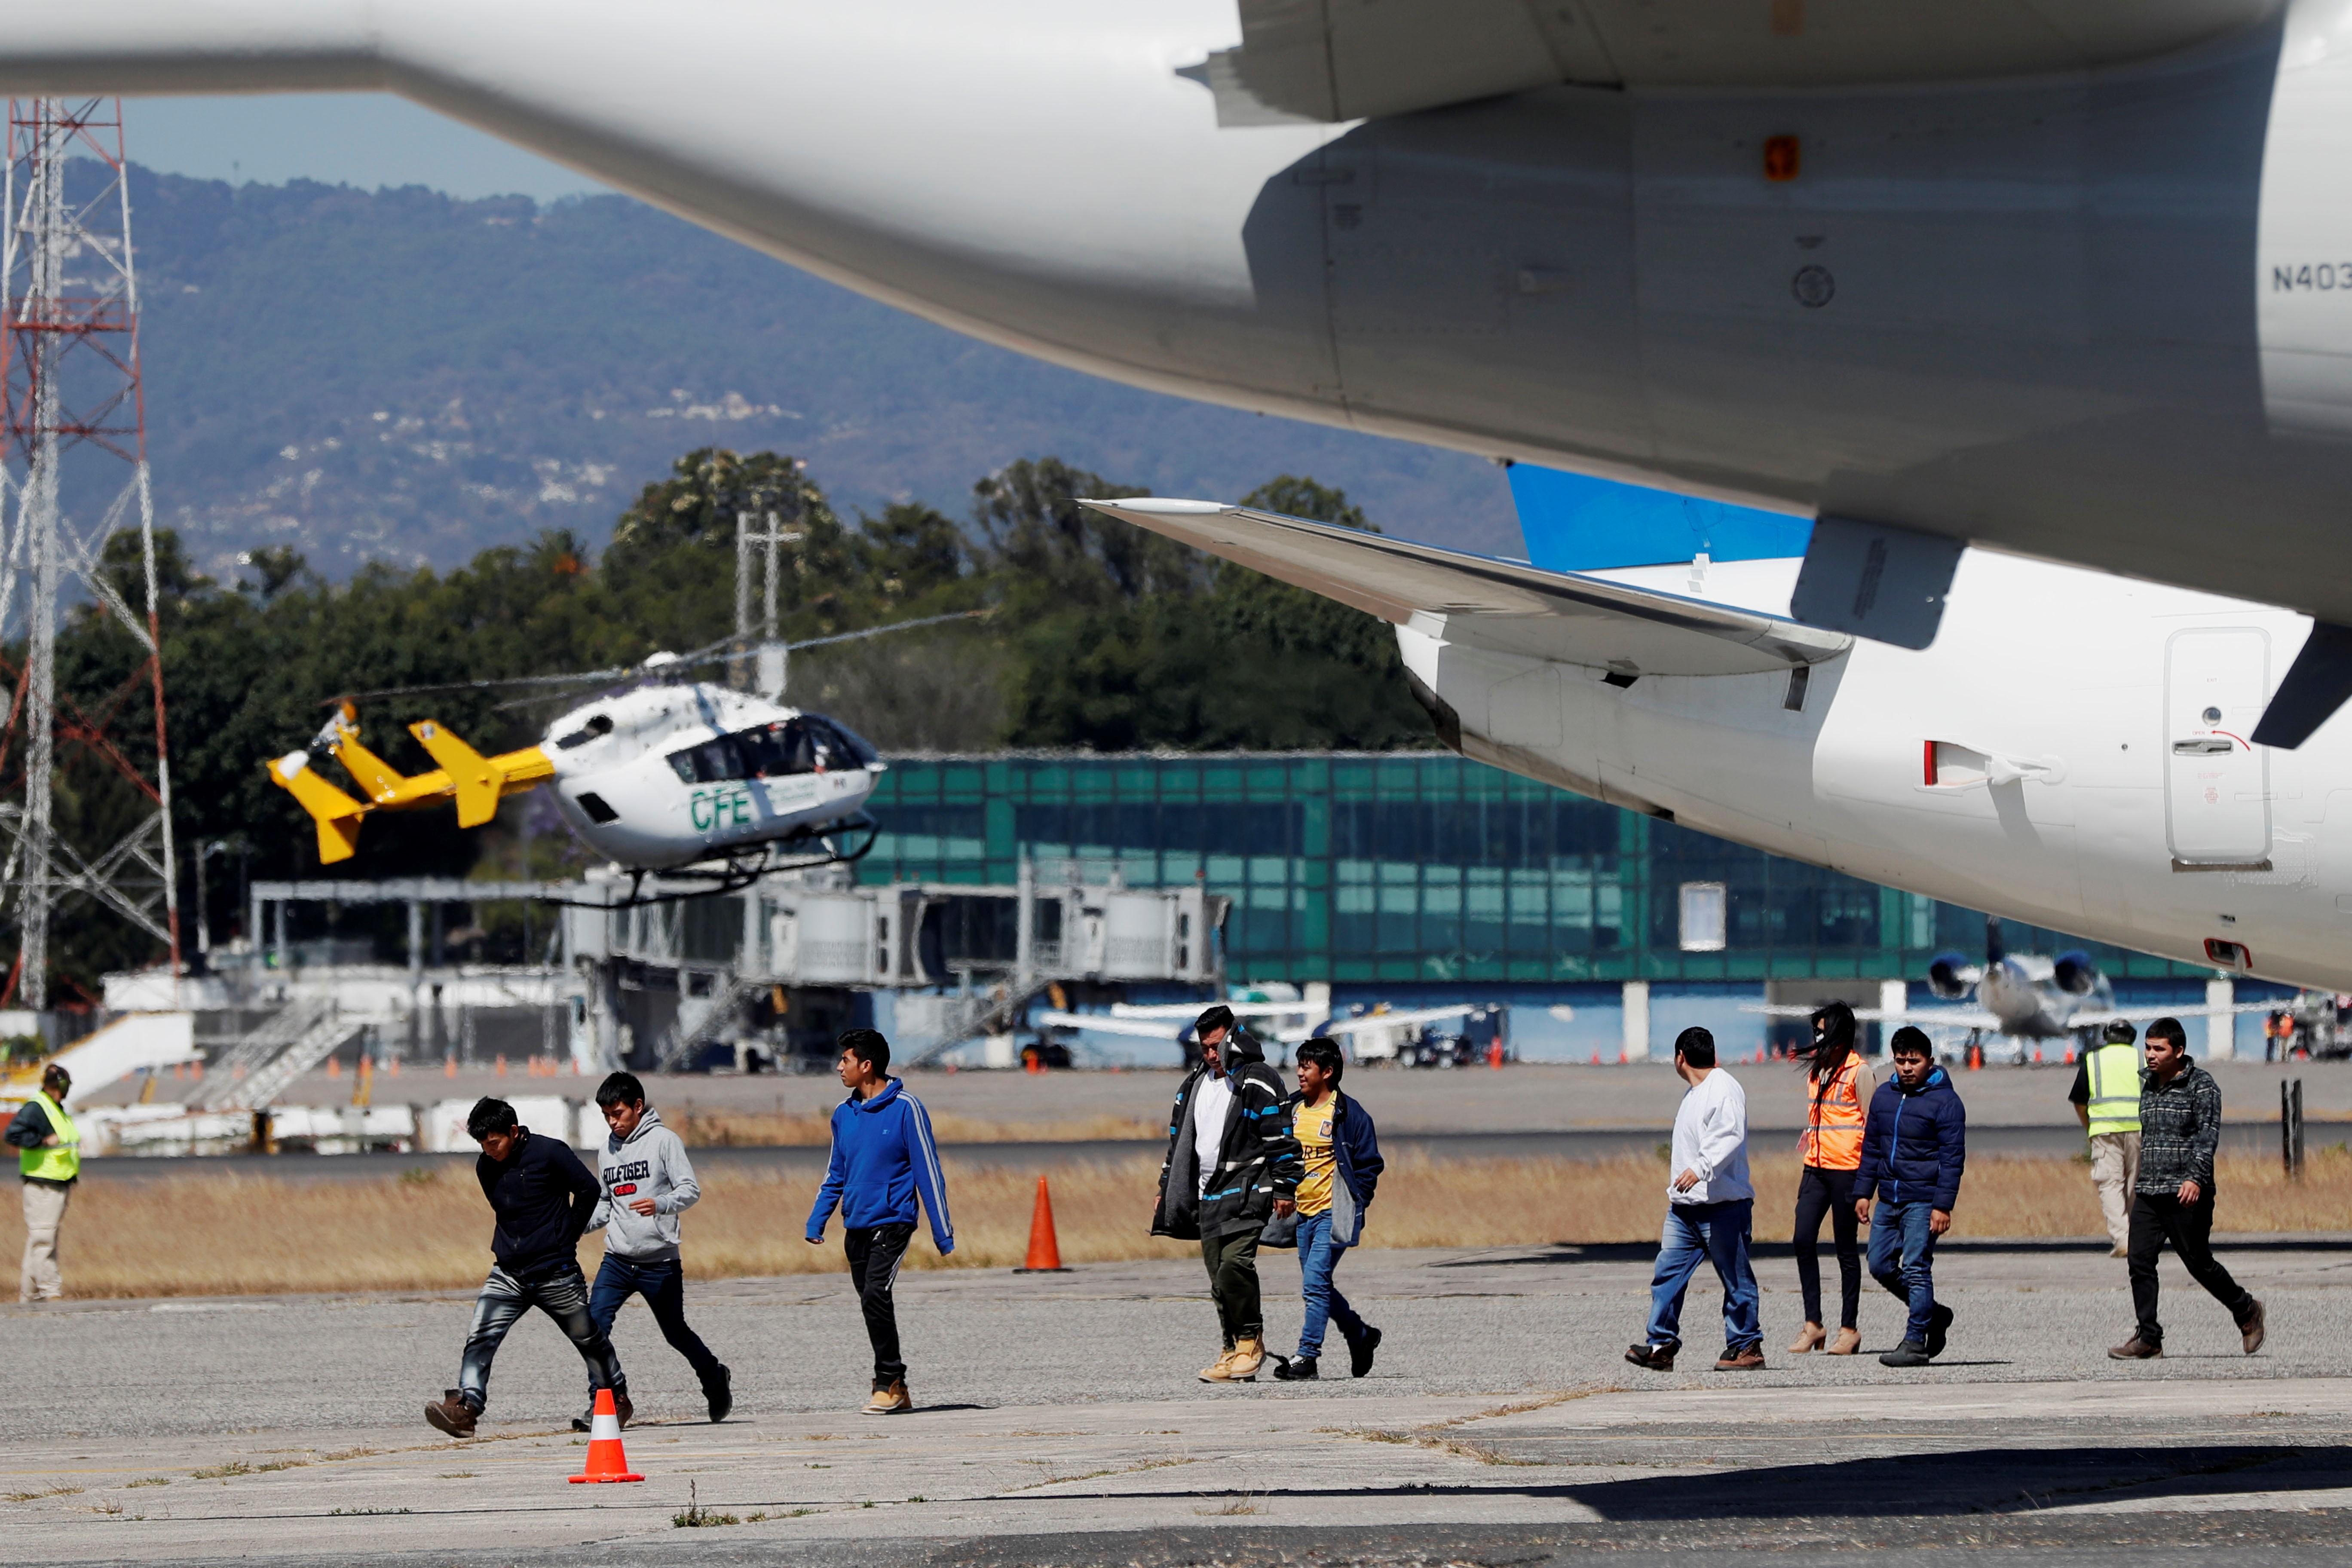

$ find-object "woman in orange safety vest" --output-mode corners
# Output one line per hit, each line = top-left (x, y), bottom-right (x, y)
(1789, 1001), (1875, 1355)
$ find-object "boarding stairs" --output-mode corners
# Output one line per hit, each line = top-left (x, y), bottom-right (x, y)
(202, 1000), (368, 1112)
(655, 977), (767, 1072)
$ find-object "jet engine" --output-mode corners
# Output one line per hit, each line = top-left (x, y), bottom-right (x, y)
(2052, 951), (2101, 996)
(1927, 952), (1977, 1000)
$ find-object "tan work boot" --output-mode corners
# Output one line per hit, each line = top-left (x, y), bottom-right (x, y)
(1224, 1336), (1266, 1380)
(1787, 1321), (1826, 1354)
(1826, 1326), (1862, 1356)
(1198, 1343), (1239, 1382)
(862, 1378), (912, 1415)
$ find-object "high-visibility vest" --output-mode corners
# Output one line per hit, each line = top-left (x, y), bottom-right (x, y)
(18, 1090), (79, 1183)
(2084, 1042), (2141, 1137)
(1798, 1053), (1867, 1169)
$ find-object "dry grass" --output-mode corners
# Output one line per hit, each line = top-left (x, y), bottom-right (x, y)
(8, 1147), (2346, 1299)
(665, 1107), (1161, 1147)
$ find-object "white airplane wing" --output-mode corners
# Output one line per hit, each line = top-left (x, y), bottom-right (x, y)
(2068, 1002), (2283, 1027)
(1746, 1003), (2005, 1029)
(1080, 499), (1848, 677)
(1320, 1005), (1475, 1036)
(1035, 1011), (1188, 1041)
(1109, 1001), (1314, 1020)
(1210, 0), (2269, 122)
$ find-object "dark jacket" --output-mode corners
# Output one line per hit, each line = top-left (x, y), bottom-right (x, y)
(2136, 1061), (2223, 1196)
(476, 1128), (600, 1279)
(1151, 1035), (1300, 1241)
(1854, 1066), (1966, 1211)
(805, 1078), (955, 1254)
(1261, 1087), (1385, 1250)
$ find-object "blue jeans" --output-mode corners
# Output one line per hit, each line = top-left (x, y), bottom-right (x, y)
(459, 1260), (624, 1414)
(1867, 1198), (1939, 1344)
(588, 1254), (726, 1400)
(1644, 1199), (1760, 1352)
(1293, 1210), (1369, 1360)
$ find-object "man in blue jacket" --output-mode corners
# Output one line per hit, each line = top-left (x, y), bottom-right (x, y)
(806, 1029), (954, 1415)
(1853, 1027), (1966, 1368)
(1269, 1036), (1385, 1381)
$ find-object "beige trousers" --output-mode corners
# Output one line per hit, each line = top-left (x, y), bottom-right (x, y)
(20, 1179), (68, 1302)
(2089, 1131), (2140, 1253)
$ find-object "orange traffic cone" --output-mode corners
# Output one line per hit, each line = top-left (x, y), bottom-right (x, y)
(1014, 1176), (1069, 1273)
(1487, 1039), (1504, 1069)
(568, 1388), (643, 1484)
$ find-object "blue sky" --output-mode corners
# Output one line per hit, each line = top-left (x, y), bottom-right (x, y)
(125, 93), (606, 202)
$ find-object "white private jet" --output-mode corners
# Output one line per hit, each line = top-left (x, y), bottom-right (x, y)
(1749, 918), (2274, 1054)
(1036, 1001), (1479, 1052)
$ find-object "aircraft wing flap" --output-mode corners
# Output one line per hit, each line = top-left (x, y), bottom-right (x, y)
(1082, 498), (1850, 678)
(1210, 0), (2275, 122)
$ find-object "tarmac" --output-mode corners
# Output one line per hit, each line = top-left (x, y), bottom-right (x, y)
(11, 1234), (2352, 1565)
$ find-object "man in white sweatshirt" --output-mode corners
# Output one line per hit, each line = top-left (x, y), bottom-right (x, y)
(577, 1072), (732, 1428)
(1625, 1027), (1764, 1372)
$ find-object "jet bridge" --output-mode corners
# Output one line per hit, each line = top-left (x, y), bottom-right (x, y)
(563, 866), (1225, 1069)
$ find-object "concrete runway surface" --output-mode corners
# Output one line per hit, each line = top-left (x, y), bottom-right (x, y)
(10, 1239), (2352, 1565)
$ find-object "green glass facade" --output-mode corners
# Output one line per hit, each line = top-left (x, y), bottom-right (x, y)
(858, 754), (2210, 986)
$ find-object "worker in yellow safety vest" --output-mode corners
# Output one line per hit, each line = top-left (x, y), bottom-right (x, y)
(2068, 1021), (2141, 1257)
(6, 1063), (78, 1302)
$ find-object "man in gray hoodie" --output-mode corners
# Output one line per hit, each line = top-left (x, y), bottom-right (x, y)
(576, 1072), (731, 1427)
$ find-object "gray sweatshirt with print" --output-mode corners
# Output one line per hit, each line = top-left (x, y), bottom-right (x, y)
(586, 1109), (701, 1262)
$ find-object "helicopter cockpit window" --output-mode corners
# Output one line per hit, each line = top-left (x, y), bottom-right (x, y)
(555, 713), (614, 750)
(811, 716), (879, 768)
(665, 735), (743, 784)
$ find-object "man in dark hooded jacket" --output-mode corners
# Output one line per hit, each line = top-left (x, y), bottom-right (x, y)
(1854, 1026), (1966, 1368)
(1152, 1005), (1300, 1383)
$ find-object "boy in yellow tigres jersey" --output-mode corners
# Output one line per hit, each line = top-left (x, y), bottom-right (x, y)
(1270, 1037), (1386, 1381)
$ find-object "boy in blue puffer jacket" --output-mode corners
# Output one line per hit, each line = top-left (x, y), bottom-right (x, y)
(1853, 1026), (1966, 1367)
(806, 1029), (954, 1415)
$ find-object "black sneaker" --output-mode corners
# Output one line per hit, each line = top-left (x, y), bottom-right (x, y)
(1348, 1324), (1382, 1378)
(1273, 1355), (1319, 1381)
(1926, 1304), (1953, 1359)
(1624, 1341), (1678, 1372)
(707, 1364), (734, 1424)
(570, 1410), (592, 1433)
(1880, 1339), (1931, 1367)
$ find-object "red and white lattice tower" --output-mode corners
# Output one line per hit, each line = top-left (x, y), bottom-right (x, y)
(0, 99), (180, 1010)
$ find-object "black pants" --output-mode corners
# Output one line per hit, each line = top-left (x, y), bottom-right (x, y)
(2128, 1191), (2254, 1347)
(588, 1255), (726, 1400)
(1201, 1227), (1263, 1345)
(1792, 1165), (1861, 1330)
(844, 1223), (915, 1385)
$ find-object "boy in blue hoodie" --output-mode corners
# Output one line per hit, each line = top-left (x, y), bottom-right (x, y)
(1854, 1026), (1967, 1368)
(806, 1029), (953, 1414)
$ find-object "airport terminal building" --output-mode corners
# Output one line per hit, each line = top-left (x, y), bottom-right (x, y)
(859, 753), (2250, 1061)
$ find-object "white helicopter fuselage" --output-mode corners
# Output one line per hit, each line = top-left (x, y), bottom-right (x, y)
(1408, 548), (2352, 994)
(542, 683), (880, 869)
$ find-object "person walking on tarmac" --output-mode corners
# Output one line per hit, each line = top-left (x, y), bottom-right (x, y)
(805, 1029), (956, 1415)
(425, 1097), (628, 1437)
(1788, 1003), (1874, 1356)
(2109, 1017), (2266, 1360)
(7, 1063), (78, 1303)
(1855, 1027), (1966, 1368)
(1626, 1026), (1764, 1373)
(2071, 1020), (2142, 1257)
(1267, 1036), (1386, 1381)
(1152, 1004), (1301, 1384)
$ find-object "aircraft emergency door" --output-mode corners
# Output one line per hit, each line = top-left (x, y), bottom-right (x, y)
(2163, 628), (2271, 866)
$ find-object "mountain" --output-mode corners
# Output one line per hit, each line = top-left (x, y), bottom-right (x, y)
(119, 170), (1523, 577)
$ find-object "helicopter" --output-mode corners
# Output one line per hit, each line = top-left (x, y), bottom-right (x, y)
(266, 612), (983, 898)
